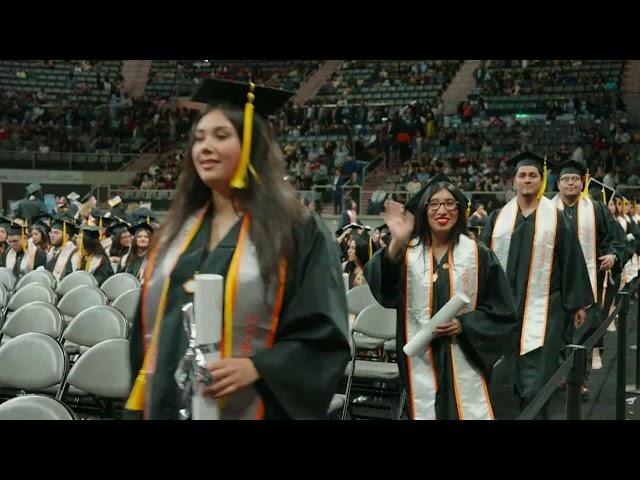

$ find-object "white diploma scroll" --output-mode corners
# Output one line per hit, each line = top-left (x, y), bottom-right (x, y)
(627, 233), (635, 242)
(343, 272), (350, 292)
(403, 293), (470, 357)
(193, 273), (224, 420)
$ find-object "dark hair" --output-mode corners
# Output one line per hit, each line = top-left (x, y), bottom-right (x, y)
(31, 225), (50, 250)
(153, 103), (307, 287)
(126, 228), (153, 270)
(413, 182), (468, 248)
(82, 235), (107, 257)
(110, 228), (130, 258)
(349, 234), (371, 267)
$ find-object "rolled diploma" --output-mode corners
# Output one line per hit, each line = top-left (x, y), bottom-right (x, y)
(403, 292), (470, 357)
(193, 273), (223, 420)
(343, 272), (350, 292)
(627, 233), (635, 242)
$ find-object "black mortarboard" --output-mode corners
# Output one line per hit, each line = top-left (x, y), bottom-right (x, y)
(91, 208), (114, 227)
(507, 151), (545, 175)
(335, 223), (372, 236)
(67, 203), (80, 219)
(129, 221), (155, 236)
(33, 212), (53, 226)
(0, 216), (12, 229)
(404, 172), (468, 216)
(557, 160), (587, 178)
(51, 215), (79, 236)
(588, 179), (616, 205)
(467, 225), (484, 238)
(107, 221), (131, 236)
(79, 225), (101, 239)
(25, 183), (42, 195)
(7, 219), (28, 237)
(133, 207), (157, 224)
(191, 78), (294, 116)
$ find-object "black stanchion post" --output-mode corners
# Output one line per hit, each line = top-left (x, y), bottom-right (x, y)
(627, 283), (640, 395)
(617, 290), (630, 420)
(566, 345), (587, 420)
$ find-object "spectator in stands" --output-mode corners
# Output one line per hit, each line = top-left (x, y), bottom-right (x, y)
(405, 175), (423, 195)
(344, 171), (361, 210)
(340, 199), (358, 229)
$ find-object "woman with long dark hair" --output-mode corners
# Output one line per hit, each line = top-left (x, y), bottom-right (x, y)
(119, 221), (153, 281)
(0, 217), (10, 260)
(365, 173), (518, 420)
(127, 79), (350, 420)
(63, 225), (114, 285)
(343, 233), (371, 289)
(31, 224), (50, 253)
(107, 221), (132, 271)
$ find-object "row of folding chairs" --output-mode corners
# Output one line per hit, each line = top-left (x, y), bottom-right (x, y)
(0, 332), (130, 420)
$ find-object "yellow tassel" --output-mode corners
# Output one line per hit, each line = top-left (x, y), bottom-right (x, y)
(368, 237), (372, 259)
(63, 222), (67, 246)
(99, 218), (103, 240)
(230, 82), (259, 189)
(537, 159), (548, 199)
(77, 232), (84, 269)
(147, 216), (150, 225)
(582, 169), (591, 199)
(602, 185), (606, 205)
(125, 371), (146, 411)
(466, 200), (471, 222)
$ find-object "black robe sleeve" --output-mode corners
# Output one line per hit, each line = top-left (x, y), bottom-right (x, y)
(364, 246), (405, 309)
(34, 248), (47, 269)
(93, 256), (114, 286)
(595, 202), (627, 274)
(250, 213), (351, 419)
(456, 244), (519, 376)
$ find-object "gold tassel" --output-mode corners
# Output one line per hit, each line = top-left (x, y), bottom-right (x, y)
(368, 237), (373, 259)
(147, 216), (150, 225)
(21, 220), (28, 253)
(602, 185), (606, 205)
(63, 222), (67, 246)
(537, 158), (548, 199)
(230, 82), (260, 189)
(77, 232), (84, 269)
(466, 200), (471, 222)
(125, 371), (146, 411)
(99, 218), (103, 240)
(582, 169), (591, 199)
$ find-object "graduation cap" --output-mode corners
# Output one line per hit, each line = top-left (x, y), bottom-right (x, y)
(556, 160), (587, 178)
(507, 151), (545, 174)
(67, 192), (80, 201)
(191, 78), (294, 190)
(67, 203), (80, 220)
(7, 220), (27, 236)
(404, 172), (469, 217)
(25, 183), (42, 196)
(129, 221), (155, 236)
(51, 215), (79, 243)
(588, 178), (616, 205)
(335, 223), (372, 236)
(32, 212), (53, 226)
(132, 207), (157, 224)
(91, 208), (114, 226)
(79, 224), (101, 239)
(0, 216), (12, 229)
(107, 220), (131, 236)
(507, 151), (548, 199)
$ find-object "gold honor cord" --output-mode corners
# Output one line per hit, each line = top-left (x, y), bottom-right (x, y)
(537, 159), (548, 200)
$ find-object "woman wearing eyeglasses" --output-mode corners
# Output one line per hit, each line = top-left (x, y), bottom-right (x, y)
(365, 173), (518, 420)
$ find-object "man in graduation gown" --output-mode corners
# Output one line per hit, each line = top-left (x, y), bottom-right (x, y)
(365, 173), (518, 419)
(479, 152), (594, 416)
(0, 220), (47, 280)
(45, 215), (78, 282)
(552, 162), (628, 394)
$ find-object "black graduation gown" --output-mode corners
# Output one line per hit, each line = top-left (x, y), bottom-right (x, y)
(479, 205), (594, 401)
(560, 200), (628, 344)
(1, 248), (48, 279)
(129, 212), (350, 420)
(63, 254), (114, 286)
(119, 254), (146, 278)
(365, 242), (518, 420)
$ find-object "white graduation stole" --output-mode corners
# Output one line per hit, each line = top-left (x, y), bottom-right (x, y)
(6, 245), (37, 275)
(491, 196), (557, 356)
(618, 216), (638, 282)
(552, 195), (597, 302)
(404, 234), (493, 420)
(52, 242), (76, 280)
(70, 252), (103, 274)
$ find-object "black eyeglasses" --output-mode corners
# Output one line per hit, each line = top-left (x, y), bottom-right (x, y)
(427, 200), (459, 212)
